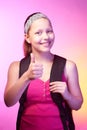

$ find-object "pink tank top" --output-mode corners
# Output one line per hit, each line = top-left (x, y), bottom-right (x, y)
(20, 79), (63, 130)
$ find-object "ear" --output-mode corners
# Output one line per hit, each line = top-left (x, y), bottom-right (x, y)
(24, 34), (31, 43)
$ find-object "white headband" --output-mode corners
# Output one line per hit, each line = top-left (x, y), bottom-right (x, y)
(24, 12), (50, 34)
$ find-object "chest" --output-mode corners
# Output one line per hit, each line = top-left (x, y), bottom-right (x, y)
(40, 62), (53, 82)
(27, 79), (50, 102)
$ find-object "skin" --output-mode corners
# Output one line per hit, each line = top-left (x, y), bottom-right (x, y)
(4, 18), (83, 110)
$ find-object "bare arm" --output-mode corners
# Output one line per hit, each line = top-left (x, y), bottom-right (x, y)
(4, 61), (30, 107)
(50, 60), (83, 110)
(4, 54), (43, 107)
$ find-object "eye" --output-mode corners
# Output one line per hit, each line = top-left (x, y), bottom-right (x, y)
(47, 30), (53, 34)
(35, 31), (42, 35)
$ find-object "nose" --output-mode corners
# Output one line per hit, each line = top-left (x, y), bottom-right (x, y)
(43, 32), (49, 40)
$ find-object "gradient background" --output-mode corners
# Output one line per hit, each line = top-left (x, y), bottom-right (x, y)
(0, 0), (87, 129)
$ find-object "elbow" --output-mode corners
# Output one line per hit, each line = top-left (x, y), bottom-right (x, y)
(4, 96), (12, 107)
(74, 98), (83, 111)
(4, 101), (11, 107)
(4, 90), (12, 107)
(4, 94), (15, 107)
(4, 99), (15, 107)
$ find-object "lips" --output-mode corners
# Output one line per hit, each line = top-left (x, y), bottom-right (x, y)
(40, 41), (51, 45)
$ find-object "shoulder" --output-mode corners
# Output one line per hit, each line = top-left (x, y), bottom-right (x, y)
(6, 61), (20, 81)
(54, 55), (75, 69)
(8, 61), (20, 74)
(65, 60), (77, 72)
(8, 56), (30, 77)
(8, 56), (27, 70)
(64, 59), (78, 80)
(9, 61), (20, 69)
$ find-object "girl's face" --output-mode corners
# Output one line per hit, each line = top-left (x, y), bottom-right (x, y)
(25, 18), (55, 54)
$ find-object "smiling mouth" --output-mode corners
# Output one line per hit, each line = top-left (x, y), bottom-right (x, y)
(40, 41), (51, 45)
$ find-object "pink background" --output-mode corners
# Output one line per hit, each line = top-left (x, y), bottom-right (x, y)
(0, 0), (87, 129)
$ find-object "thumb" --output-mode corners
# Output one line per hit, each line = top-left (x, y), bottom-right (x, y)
(30, 53), (35, 63)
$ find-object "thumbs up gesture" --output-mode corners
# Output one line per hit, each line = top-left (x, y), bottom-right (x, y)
(27, 53), (43, 80)
(30, 53), (35, 63)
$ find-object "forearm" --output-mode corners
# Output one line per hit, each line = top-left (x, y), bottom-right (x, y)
(64, 92), (83, 110)
(4, 72), (30, 107)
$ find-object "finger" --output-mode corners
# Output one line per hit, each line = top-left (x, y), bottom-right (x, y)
(50, 82), (57, 86)
(50, 81), (65, 86)
(30, 53), (35, 63)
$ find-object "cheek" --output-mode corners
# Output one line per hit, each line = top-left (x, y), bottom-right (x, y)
(30, 38), (40, 46)
(33, 36), (41, 43)
(50, 34), (55, 42)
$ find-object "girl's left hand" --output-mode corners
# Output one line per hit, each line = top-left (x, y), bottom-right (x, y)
(50, 81), (69, 99)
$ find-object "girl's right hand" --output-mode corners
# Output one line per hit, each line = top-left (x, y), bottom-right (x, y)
(26, 53), (43, 80)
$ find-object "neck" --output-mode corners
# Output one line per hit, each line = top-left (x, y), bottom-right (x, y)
(32, 51), (54, 63)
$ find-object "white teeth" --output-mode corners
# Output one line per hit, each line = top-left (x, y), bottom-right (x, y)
(41, 42), (50, 44)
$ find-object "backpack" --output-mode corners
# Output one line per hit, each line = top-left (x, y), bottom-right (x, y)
(16, 54), (75, 130)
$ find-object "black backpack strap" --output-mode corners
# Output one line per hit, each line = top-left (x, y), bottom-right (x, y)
(50, 55), (66, 82)
(50, 55), (75, 130)
(19, 55), (31, 104)
(16, 55), (30, 130)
